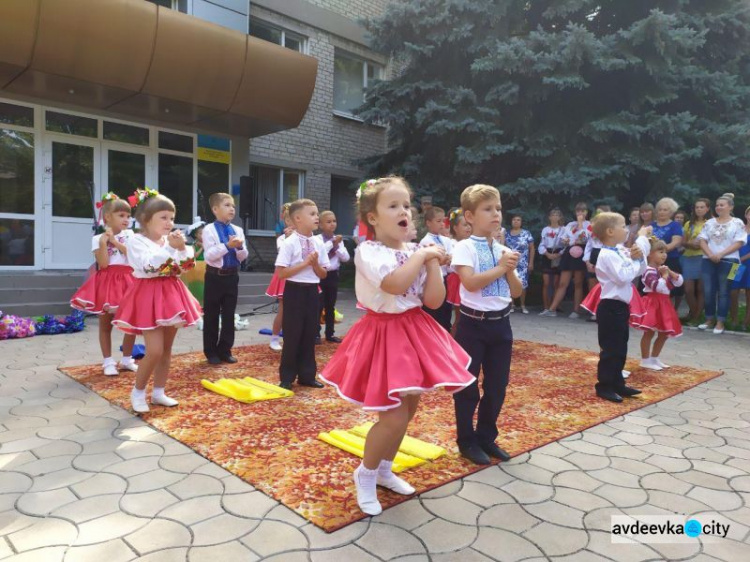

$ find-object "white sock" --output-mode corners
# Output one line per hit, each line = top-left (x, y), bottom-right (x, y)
(103, 357), (115, 366)
(152, 387), (166, 399)
(377, 460), (416, 495)
(377, 460), (394, 477)
(121, 355), (132, 363)
(131, 387), (146, 399)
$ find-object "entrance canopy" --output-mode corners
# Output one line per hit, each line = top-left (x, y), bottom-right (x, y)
(0, 0), (318, 138)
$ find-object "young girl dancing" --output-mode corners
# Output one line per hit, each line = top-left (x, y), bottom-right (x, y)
(447, 208), (471, 336)
(265, 204), (294, 351)
(320, 177), (475, 516)
(71, 193), (138, 376)
(113, 189), (202, 413)
(633, 239), (684, 370)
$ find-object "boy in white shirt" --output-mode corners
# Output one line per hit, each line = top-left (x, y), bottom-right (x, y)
(451, 185), (522, 465)
(202, 193), (248, 365)
(591, 212), (651, 403)
(419, 206), (454, 331)
(275, 199), (330, 390)
(316, 210), (350, 343)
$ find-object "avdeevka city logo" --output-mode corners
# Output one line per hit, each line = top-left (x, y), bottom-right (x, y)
(684, 519), (702, 538)
(611, 515), (731, 543)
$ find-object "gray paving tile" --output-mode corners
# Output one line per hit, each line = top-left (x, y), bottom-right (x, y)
(355, 523), (426, 559)
(473, 527), (544, 561)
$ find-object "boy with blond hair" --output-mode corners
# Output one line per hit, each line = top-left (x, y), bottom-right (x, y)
(202, 193), (248, 364)
(451, 185), (522, 465)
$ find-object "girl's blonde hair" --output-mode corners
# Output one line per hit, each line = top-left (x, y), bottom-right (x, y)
(649, 238), (668, 253)
(639, 202), (654, 226)
(717, 192), (735, 207)
(358, 176), (412, 235)
(135, 194), (176, 226)
(102, 197), (131, 217)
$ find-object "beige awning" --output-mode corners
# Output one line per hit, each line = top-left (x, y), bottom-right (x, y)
(0, 0), (317, 137)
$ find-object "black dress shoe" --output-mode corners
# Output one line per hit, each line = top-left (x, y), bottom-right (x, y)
(315, 337), (322, 345)
(459, 444), (491, 465)
(299, 380), (324, 388)
(219, 355), (238, 364)
(618, 386), (642, 397)
(326, 336), (343, 344)
(596, 389), (623, 403)
(206, 356), (221, 365)
(480, 442), (511, 462)
(279, 382), (293, 390)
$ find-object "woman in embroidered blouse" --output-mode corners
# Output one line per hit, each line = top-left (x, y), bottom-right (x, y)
(697, 193), (748, 334)
(651, 198), (685, 308)
(681, 198), (711, 326)
(505, 213), (535, 314)
(113, 190), (201, 413)
(539, 208), (565, 312)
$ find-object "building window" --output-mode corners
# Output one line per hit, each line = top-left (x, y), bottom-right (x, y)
(0, 129), (34, 215)
(45, 111), (97, 138)
(158, 153), (193, 225)
(333, 50), (383, 116)
(249, 20), (306, 53)
(145, 0), (181, 10)
(248, 165), (304, 232)
(103, 121), (150, 146)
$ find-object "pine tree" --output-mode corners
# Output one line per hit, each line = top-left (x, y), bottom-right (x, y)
(358, 0), (750, 220)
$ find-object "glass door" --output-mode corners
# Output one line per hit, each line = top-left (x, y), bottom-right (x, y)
(102, 145), (149, 201)
(43, 137), (99, 269)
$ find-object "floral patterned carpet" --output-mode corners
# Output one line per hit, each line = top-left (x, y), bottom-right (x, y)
(60, 341), (722, 532)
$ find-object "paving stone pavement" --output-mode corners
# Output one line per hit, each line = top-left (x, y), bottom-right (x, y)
(1, 291), (749, 561)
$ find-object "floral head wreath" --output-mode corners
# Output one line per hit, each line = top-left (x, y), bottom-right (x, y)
(356, 179), (378, 240)
(356, 179), (378, 201)
(127, 187), (158, 209)
(449, 208), (463, 224)
(95, 192), (120, 227)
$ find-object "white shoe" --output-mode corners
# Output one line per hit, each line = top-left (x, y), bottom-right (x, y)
(151, 394), (179, 407)
(509, 306), (515, 313)
(713, 327), (725, 335)
(130, 391), (150, 413)
(622, 370), (631, 379)
(568, 312), (581, 319)
(103, 360), (118, 376)
(521, 307), (529, 315)
(640, 358), (662, 371)
(118, 359), (138, 373)
(697, 323), (712, 330)
(539, 309), (557, 317)
(653, 358), (670, 369)
(270, 340), (283, 351)
(377, 472), (416, 495)
(353, 466), (382, 516)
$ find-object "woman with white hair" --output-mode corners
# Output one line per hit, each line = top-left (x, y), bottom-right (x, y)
(651, 198), (685, 308)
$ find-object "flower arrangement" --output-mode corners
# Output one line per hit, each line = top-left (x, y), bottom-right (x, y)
(356, 179), (377, 200)
(127, 187), (158, 208)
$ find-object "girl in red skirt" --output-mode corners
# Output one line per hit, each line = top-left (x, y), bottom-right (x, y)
(70, 193), (138, 376)
(447, 208), (471, 336)
(266, 204), (294, 351)
(632, 239), (684, 371)
(320, 177), (475, 516)
(113, 189), (202, 413)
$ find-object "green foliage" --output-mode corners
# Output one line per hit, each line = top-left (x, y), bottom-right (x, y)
(358, 0), (750, 227)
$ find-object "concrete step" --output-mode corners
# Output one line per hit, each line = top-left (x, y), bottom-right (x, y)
(1, 302), (76, 317)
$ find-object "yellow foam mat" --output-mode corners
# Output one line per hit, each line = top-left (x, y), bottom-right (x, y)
(201, 377), (293, 403)
(349, 422), (446, 460)
(317, 430), (425, 472)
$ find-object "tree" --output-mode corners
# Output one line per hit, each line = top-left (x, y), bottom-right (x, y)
(358, 0), (750, 222)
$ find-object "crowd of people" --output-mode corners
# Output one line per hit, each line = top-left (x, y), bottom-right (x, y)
(408, 194), (750, 334)
(68, 183), (748, 518)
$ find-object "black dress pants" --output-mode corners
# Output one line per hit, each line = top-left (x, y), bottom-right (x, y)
(203, 270), (238, 359)
(453, 311), (513, 449)
(280, 281), (319, 385)
(596, 299), (629, 393)
(423, 277), (452, 331)
(318, 270), (339, 339)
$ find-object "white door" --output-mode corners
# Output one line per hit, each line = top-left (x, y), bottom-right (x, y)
(43, 137), (100, 269)
(102, 144), (151, 201)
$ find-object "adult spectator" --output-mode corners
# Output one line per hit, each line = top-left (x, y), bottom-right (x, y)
(681, 198), (711, 325)
(651, 198), (685, 307)
(505, 213), (535, 314)
(697, 193), (748, 334)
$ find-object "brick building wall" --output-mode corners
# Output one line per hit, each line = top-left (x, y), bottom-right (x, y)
(247, 1), (393, 263)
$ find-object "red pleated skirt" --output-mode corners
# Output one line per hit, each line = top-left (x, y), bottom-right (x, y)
(70, 265), (134, 314)
(446, 272), (461, 306)
(265, 271), (286, 298)
(630, 293), (683, 337)
(320, 307), (475, 411)
(112, 276), (202, 335)
(581, 283), (646, 320)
